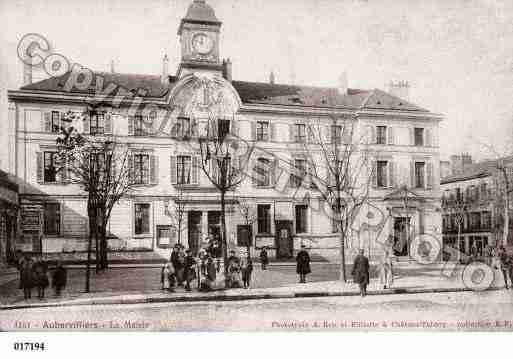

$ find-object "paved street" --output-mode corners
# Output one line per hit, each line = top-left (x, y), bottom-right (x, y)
(1, 290), (513, 331)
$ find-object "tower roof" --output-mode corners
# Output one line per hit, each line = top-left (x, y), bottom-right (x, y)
(183, 0), (220, 24)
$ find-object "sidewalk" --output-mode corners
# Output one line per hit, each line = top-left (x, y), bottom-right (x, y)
(1, 263), (506, 311)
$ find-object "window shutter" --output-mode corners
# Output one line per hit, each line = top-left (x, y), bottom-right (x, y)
(409, 127), (415, 145)
(128, 153), (134, 184)
(170, 156), (177, 184)
(270, 122), (276, 141)
(191, 119), (198, 138)
(371, 159), (377, 188)
(387, 127), (394, 145)
(44, 112), (52, 132)
(388, 161), (395, 188)
(231, 120), (238, 137)
(128, 116), (134, 135)
(307, 125), (315, 143)
(105, 113), (112, 134)
(150, 155), (158, 184)
(410, 161), (415, 187)
(367, 125), (374, 144)
(82, 113), (90, 134)
(289, 124), (295, 142)
(427, 162), (434, 189)
(342, 126), (350, 144)
(425, 128), (432, 147)
(252, 158), (258, 187)
(251, 121), (256, 141)
(271, 158), (278, 186)
(192, 156), (199, 184)
(37, 152), (43, 183)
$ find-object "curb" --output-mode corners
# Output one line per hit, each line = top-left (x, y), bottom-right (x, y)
(0, 285), (503, 311)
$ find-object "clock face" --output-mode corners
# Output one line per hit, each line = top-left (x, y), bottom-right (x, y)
(191, 33), (213, 55)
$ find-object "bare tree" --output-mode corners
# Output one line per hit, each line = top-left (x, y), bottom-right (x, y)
(165, 184), (189, 246)
(196, 116), (251, 287)
(56, 108), (135, 291)
(303, 114), (373, 282)
(237, 198), (258, 261)
(442, 191), (469, 262)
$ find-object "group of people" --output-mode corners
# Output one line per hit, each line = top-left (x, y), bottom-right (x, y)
(17, 252), (67, 300)
(161, 244), (200, 292)
(494, 245), (513, 289)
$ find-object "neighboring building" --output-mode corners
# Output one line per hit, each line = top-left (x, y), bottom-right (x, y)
(6, 0), (443, 260)
(0, 170), (18, 268)
(441, 156), (513, 261)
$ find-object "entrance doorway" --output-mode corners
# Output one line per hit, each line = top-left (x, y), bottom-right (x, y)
(393, 217), (410, 256)
(187, 211), (202, 256)
(275, 220), (293, 258)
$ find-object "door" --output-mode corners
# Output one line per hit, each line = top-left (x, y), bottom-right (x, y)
(275, 220), (293, 258)
(393, 217), (410, 256)
(187, 211), (202, 256)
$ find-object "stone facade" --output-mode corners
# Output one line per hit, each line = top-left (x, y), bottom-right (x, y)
(6, 0), (443, 261)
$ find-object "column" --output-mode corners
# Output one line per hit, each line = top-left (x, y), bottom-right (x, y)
(201, 211), (208, 244)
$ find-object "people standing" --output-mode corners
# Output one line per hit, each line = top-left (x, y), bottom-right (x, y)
(18, 253), (34, 300)
(352, 249), (370, 297)
(227, 250), (241, 288)
(498, 246), (512, 290)
(379, 249), (393, 289)
(32, 255), (49, 300)
(184, 249), (197, 292)
(296, 244), (311, 284)
(52, 260), (67, 296)
(241, 257), (253, 289)
(259, 247), (269, 270)
(171, 245), (185, 287)
(200, 255), (217, 291)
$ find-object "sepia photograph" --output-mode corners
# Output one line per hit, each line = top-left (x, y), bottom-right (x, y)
(1, 0), (513, 347)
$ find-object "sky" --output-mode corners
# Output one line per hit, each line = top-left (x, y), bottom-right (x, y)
(2, 0), (513, 162)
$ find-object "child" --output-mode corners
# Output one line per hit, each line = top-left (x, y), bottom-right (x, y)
(259, 247), (269, 270)
(161, 261), (175, 292)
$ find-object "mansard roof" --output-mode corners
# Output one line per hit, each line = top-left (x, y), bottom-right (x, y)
(441, 156), (513, 184)
(19, 71), (431, 112)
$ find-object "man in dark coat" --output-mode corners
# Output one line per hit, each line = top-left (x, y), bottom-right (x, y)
(184, 249), (197, 291)
(352, 249), (370, 297)
(52, 260), (67, 296)
(171, 245), (185, 286)
(259, 247), (269, 270)
(18, 253), (34, 300)
(296, 244), (311, 283)
(32, 255), (49, 299)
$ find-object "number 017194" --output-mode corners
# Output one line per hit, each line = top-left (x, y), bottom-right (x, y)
(13, 342), (46, 351)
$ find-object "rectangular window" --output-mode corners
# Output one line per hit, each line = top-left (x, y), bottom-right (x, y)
(134, 115), (151, 136)
(295, 205), (308, 234)
(414, 128), (424, 146)
(176, 117), (190, 138)
(134, 203), (150, 235)
(482, 211), (491, 230)
(295, 124), (306, 142)
(44, 203), (60, 235)
(218, 119), (230, 140)
(292, 158), (307, 187)
(415, 162), (425, 188)
(44, 151), (58, 183)
(256, 158), (271, 187)
(257, 204), (271, 234)
(376, 126), (387, 145)
(90, 113), (105, 135)
(331, 125), (342, 143)
(51, 111), (60, 133)
(377, 160), (388, 188)
(133, 154), (150, 184)
(256, 121), (269, 141)
(177, 155), (192, 184)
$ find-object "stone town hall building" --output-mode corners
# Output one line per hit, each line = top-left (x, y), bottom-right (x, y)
(6, 0), (443, 260)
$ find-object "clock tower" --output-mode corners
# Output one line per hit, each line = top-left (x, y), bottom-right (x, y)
(177, 0), (223, 78)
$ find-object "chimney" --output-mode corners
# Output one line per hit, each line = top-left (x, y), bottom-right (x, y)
(161, 54), (169, 85)
(450, 153), (473, 175)
(338, 72), (348, 95)
(387, 80), (410, 101)
(110, 59), (115, 74)
(269, 71), (275, 85)
(222, 58), (232, 82)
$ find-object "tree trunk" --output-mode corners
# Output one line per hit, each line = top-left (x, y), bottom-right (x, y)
(94, 207), (100, 273)
(503, 195), (509, 247)
(220, 191), (229, 288)
(457, 221), (462, 262)
(100, 213), (108, 270)
(86, 203), (94, 293)
(339, 223), (347, 282)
